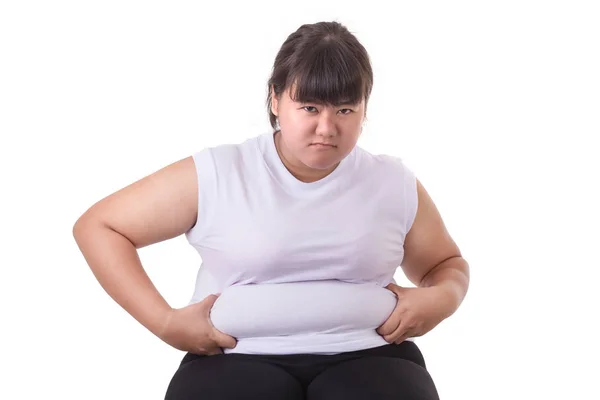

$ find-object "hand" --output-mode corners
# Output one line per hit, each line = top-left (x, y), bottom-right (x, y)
(158, 294), (237, 356)
(376, 283), (449, 344)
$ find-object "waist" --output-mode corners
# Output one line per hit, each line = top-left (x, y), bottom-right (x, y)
(224, 331), (410, 355)
(209, 280), (398, 354)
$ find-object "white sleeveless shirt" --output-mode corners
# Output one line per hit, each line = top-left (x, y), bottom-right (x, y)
(185, 131), (418, 355)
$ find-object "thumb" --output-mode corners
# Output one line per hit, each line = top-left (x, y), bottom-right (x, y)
(385, 282), (403, 290)
(200, 293), (221, 311)
(212, 329), (237, 349)
(202, 294), (237, 349)
(385, 282), (407, 294)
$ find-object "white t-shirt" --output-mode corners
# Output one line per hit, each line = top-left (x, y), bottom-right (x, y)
(185, 131), (418, 355)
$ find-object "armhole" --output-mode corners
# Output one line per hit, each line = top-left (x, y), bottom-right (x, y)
(403, 163), (419, 235)
(185, 147), (218, 245)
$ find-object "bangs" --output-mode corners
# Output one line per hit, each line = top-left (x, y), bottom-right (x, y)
(287, 43), (366, 106)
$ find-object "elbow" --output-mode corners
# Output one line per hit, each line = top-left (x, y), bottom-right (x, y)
(73, 216), (90, 244)
(72, 211), (102, 241)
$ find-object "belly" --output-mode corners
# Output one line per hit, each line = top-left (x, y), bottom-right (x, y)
(209, 280), (398, 338)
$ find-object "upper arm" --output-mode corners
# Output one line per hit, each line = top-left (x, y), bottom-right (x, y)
(401, 179), (462, 286)
(74, 156), (199, 249)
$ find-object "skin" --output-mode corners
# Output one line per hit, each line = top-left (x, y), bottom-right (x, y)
(270, 85), (366, 183)
(271, 84), (470, 343)
(73, 84), (469, 353)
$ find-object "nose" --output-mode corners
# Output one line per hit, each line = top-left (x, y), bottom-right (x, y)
(315, 110), (337, 138)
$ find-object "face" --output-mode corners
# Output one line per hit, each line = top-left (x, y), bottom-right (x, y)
(270, 85), (366, 180)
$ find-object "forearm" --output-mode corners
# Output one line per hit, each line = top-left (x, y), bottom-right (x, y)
(419, 256), (470, 318)
(73, 219), (173, 338)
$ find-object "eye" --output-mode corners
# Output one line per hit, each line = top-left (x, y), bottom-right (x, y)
(302, 106), (354, 114)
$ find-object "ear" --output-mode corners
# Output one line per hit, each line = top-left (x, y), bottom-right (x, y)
(270, 86), (279, 117)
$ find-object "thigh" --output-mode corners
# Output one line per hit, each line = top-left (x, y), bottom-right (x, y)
(307, 356), (439, 400)
(165, 354), (304, 400)
(351, 341), (428, 369)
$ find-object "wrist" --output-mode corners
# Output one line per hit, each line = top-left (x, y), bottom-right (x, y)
(152, 306), (175, 340)
(420, 256), (469, 317)
(431, 282), (462, 319)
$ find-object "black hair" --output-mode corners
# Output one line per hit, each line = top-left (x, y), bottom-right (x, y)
(266, 21), (374, 130)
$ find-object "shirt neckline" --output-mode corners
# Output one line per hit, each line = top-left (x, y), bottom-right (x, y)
(258, 131), (357, 196)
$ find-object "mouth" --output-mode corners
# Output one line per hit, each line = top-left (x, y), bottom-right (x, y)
(310, 143), (337, 148)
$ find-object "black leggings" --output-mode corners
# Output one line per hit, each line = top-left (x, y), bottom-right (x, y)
(165, 341), (440, 399)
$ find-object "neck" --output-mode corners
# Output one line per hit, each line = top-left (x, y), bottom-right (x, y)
(274, 131), (338, 183)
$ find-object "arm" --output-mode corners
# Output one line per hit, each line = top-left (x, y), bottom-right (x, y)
(400, 179), (470, 318)
(72, 156), (199, 338)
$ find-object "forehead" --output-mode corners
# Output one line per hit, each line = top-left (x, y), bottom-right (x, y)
(283, 85), (362, 107)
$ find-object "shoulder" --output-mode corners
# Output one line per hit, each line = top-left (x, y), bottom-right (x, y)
(354, 145), (416, 182)
(190, 134), (263, 172)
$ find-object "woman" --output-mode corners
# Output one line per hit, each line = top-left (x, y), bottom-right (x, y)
(73, 21), (469, 400)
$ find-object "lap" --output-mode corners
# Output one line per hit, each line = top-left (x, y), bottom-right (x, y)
(164, 354), (303, 400)
(307, 356), (440, 400)
(164, 342), (437, 399)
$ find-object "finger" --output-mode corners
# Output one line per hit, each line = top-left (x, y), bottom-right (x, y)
(212, 329), (237, 349)
(394, 335), (408, 344)
(384, 321), (409, 343)
(394, 327), (416, 344)
(377, 312), (402, 336)
(385, 283), (404, 291)
(377, 318), (400, 336)
(202, 294), (221, 310)
(205, 347), (224, 356)
(384, 284), (396, 296)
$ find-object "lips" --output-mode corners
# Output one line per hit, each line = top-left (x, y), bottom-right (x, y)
(311, 143), (336, 147)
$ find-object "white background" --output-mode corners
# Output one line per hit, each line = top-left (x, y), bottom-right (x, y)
(1, 1), (599, 399)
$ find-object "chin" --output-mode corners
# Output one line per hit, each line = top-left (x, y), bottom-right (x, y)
(303, 157), (341, 170)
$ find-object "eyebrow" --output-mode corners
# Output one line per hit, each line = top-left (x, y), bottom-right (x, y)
(299, 100), (357, 106)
